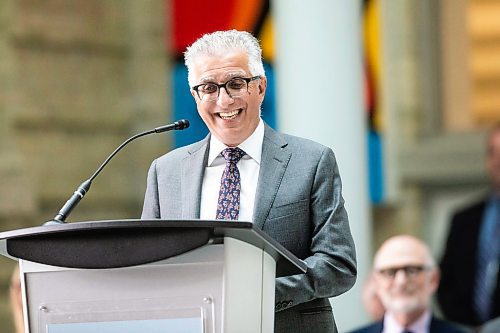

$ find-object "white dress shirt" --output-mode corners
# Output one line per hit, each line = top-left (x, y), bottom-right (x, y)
(199, 119), (264, 222)
(382, 310), (431, 333)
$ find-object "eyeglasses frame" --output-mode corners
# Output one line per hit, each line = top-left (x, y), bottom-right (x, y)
(192, 76), (261, 101)
(375, 265), (432, 280)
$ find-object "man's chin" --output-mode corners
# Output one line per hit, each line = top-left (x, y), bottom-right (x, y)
(386, 299), (422, 314)
(214, 129), (247, 147)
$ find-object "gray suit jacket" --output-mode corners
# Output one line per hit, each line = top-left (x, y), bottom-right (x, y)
(141, 123), (357, 333)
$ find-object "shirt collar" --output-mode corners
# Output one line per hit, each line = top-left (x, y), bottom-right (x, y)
(383, 310), (431, 333)
(406, 310), (431, 333)
(207, 118), (264, 166)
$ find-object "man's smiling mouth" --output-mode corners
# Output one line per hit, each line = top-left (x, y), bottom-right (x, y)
(218, 109), (241, 120)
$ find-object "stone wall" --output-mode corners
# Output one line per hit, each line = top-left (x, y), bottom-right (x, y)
(0, 1), (169, 331)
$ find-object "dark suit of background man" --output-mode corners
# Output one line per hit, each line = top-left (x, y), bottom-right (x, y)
(141, 30), (357, 333)
(438, 124), (500, 329)
(349, 235), (469, 333)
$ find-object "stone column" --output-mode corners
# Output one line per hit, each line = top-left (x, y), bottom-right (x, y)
(0, 1), (36, 331)
(272, 0), (370, 331)
(0, 0), (37, 231)
(125, 0), (170, 203)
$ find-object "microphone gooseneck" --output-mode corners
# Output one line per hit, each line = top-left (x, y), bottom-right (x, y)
(48, 119), (190, 224)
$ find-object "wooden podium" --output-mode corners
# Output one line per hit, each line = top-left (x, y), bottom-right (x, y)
(0, 220), (306, 333)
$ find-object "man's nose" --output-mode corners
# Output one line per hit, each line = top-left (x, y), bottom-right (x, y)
(393, 269), (409, 284)
(216, 87), (234, 106)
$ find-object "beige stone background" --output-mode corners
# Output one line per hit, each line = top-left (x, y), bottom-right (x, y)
(0, 1), (170, 331)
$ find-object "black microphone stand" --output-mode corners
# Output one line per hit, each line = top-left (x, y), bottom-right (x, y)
(46, 120), (189, 224)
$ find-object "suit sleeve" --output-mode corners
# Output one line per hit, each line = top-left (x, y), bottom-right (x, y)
(141, 159), (160, 219)
(274, 147), (357, 311)
(437, 213), (460, 318)
(436, 210), (480, 324)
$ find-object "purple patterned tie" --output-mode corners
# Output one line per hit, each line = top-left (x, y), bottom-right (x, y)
(216, 147), (246, 220)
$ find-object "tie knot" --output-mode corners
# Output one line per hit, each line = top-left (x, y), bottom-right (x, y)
(221, 147), (245, 164)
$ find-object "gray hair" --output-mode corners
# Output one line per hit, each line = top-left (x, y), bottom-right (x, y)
(184, 30), (266, 87)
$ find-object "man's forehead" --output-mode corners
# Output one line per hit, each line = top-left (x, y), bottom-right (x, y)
(374, 239), (428, 269)
(192, 50), (248, 70)
(375, 254), (427, 270)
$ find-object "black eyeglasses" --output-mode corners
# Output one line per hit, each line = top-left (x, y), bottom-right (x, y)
(376, 265), (430, 280)
(192, 76), (260, 102)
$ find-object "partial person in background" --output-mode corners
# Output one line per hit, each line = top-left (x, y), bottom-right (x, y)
(479, 316), (500, 333)
(438, 124), (500, 329)
(10, 265), (24, 333)
(348, 235), (470, 333)
(362, 273), (385, 321)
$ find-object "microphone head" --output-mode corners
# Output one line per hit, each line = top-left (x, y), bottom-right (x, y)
(175, 119), (190, 130)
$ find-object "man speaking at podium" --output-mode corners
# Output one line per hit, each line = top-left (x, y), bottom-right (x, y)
(141, 30), (357, 333)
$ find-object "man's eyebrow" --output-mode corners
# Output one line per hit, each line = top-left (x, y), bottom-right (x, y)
(224, 71), (247, 79)
(198, 76), (216, 84)
(198, 71), (247, 84)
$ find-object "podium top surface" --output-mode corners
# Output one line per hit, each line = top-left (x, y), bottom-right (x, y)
(0, 219), (306, 277)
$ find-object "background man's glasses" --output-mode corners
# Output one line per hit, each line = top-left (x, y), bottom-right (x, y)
(192, 76), (260, 102)
(376, 265), (430, 279)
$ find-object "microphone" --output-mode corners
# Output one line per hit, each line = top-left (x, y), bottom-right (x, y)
(47, 119), (190, 224)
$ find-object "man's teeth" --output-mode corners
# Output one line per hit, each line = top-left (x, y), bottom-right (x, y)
(219, 110), (240, 119)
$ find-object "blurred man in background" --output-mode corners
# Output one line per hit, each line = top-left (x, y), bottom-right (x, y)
(349, 235), (469, 333)
(438, 125), (500, 329)
(480, 316), (500, 333)
(10, 265), (24, 333)
(362, 273), (385, 321)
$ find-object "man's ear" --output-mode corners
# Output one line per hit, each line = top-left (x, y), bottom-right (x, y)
(258, 76), (267, 96)
(429, 268), (441, 293)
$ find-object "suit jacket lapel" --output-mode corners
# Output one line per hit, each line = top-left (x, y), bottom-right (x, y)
(181, 136), (210, 219)
(373, 320), (384, 333)
(253, 125), (291, 229)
